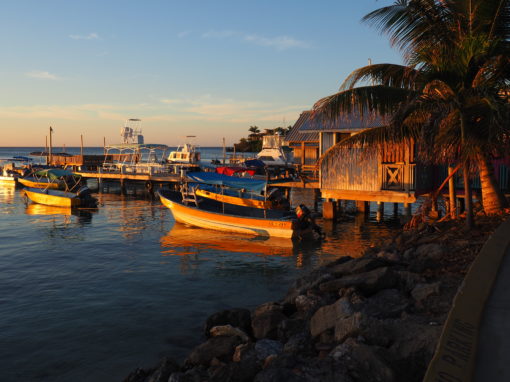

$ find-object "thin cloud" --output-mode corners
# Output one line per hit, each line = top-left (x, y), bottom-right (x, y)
(201, 29), (310, 50)
(244, 34), (310, 50)
(177, 31), (191, 38)
(25, 71), (59, 80)
(159, 95), (306, 123)
(202, 30), (238, 39)
(69, 33), (99, 40)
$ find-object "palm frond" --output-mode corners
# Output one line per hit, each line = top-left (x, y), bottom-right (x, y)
(340, 63), (421, 90)
(312, 86), (413, 123)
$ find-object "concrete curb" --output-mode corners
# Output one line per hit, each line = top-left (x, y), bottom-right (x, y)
(423, 217), (510, 382)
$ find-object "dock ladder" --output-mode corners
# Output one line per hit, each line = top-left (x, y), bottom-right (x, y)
(180, 183), (198, 206)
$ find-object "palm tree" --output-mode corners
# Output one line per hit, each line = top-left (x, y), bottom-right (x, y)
(313, 0), (510, 227)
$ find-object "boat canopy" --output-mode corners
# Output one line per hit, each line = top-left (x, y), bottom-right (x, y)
(187, 172), (267, 192)
(35, 169), (76, 179)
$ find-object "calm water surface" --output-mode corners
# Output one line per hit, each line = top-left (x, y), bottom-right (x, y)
(0, 147), (401, 381)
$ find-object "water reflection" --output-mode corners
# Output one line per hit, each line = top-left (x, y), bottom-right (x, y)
(161, 223), (300, 273)
(0, 184), (16, 207)
(98, 194), (163, 240)
(25, 204), (96, 227)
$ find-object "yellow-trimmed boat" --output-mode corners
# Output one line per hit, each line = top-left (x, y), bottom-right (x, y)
(23, 187), (97, 208)
(194, 188), (274, 209)
(19, 168), (79, 190)
(19, 177), (62, 189)
(24, 188), (81, 207)
(158, 189), (296, 238)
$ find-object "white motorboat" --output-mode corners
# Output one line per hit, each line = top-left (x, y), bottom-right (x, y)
(256, 134), (292, 166)
(167, 136), (201, 164)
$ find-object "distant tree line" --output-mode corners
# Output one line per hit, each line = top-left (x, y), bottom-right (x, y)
(233, 125), (291, 152)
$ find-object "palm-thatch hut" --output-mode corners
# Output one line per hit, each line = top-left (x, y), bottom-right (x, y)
(300, 112), (436, 217)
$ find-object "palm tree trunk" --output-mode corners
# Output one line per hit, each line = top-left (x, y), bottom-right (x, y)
(478, 154), (509, 214)
(463, 164), (474, 229)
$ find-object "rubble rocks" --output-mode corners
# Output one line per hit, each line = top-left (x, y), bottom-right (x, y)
(124, 216), (506, 382)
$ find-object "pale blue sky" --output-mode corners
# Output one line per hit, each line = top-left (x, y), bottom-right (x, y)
(0, 0), (400, 147)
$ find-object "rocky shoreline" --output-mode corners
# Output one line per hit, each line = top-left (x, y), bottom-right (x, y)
(124, 214), (507, 382)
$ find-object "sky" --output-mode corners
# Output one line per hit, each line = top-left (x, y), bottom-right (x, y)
(0, 0), (401, 147)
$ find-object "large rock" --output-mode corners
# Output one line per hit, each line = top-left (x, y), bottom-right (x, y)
(385, 317), (442, 382)
(255, 339), (283, 361)
(186, 335), (242, 366)
(396, 270), (425, 292)
(146, 358), (180, 382)
(360, 289), (409, 319)
(411, 282), (441, 304)
(210, 324), (250, 342)
(329, 257), (388, 277)
(331, 340), (396, 382)
(283, 332), (313, 355)
(319, 267), (398, 295)
(334, 312), (393, 347)
(252, 304), (286, 339)
(277, 318), (307, 342)
(310, 297), (354, 337)
(253, 354), (353, 382)
(414, 243), (445, 260)
(334, 312), (366, 343)
(204, 308), (252, 337)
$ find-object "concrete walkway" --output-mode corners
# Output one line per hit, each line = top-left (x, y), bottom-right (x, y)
(423, 218), (510, 382)
(473, 240), (510, 381)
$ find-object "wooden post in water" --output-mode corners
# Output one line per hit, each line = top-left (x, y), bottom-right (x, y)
(80, 135), (84, 157)
(103, 137), (106, 155)
(376, 201), (384, 222)
(404, 202), (412, 217)
(48, 126), (53, 166)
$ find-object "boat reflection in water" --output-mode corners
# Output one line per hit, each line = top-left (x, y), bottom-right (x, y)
(25, 203), (96, 225)
(161, 223), (295, 256)
(160, 223), (305, 273)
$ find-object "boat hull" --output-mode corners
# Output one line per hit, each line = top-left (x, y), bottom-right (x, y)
(24, 188), (81, 208)
(19, 177), (62, 189)
(158, 191), (295, 238)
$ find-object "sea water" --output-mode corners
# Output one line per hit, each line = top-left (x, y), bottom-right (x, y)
(0, 147), (400, 381)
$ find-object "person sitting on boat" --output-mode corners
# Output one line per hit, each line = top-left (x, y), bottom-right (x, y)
(296, 204), (322, 238)
(267, 188), (290, 210)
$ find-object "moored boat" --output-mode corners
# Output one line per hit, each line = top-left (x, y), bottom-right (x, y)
(19, 169), (79, 190)
(185, 171), (286, 210)
(23, 186), (98, 208)
(157, 189), (296, 238)
(167, 136), (201, 164)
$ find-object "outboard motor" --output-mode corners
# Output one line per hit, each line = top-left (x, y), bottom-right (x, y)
(77, 186), (98, 208)
(296, 204), (322, 239)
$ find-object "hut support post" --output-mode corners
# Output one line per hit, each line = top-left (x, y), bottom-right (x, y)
(448, 166), (457, 218)
(376, 201), (384, 222)
(356, 201), (370, 214)
(404, 202), (412, 217)
(323, 199), (337, 220)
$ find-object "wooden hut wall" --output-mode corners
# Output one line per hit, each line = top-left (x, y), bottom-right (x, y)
(292, 146), (304, 164)
(321, 133), (334, 155)
(321, 148), (380, 191)
(304, 146), (318, 165)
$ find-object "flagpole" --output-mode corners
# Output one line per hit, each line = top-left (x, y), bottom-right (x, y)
(49, 126), (53, 166)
